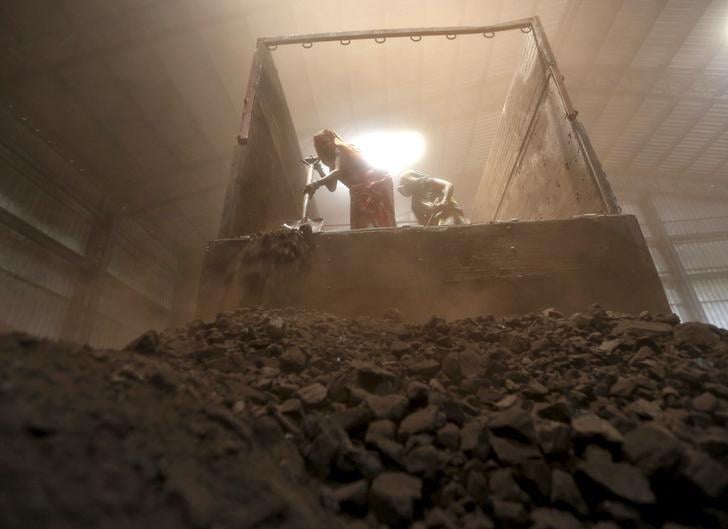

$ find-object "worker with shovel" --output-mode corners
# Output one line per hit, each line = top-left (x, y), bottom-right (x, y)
(304, 129), (396, 230)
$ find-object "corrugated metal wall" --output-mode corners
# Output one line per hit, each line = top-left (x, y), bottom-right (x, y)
(90, 219), (178, 348)
(621, 194), (728, 328)
(107, 219), (177, 310)
(90, 275), (173, 349)
(0, 169), (93, 255)
(0, 107), (179, 348)
(0, 223), (78, 337)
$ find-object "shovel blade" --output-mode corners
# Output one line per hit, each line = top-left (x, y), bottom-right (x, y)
(283, 217), (324, 233)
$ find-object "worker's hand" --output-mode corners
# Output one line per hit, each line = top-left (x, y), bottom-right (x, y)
(304, 181), (320, 195)
(312, 160), (326, 178)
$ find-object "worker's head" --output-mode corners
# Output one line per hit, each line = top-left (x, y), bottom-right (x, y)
(397, 170), (424, 197)
(313, 129), (343, 169)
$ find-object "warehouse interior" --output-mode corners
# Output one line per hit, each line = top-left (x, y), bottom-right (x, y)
(3, 2), (728, 529)
(2, 0), (728, 347)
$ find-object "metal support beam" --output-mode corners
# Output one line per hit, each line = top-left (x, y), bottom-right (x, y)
(637, 196), (708, 323)
(259, 20), (534, 48)
(170, 255), (203, 326)
(61, 214), (115, 343)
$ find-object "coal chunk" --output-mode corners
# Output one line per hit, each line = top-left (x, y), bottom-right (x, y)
(366, 393), (409, 421)
(531, 507), (585, 529)
(550, 469), (588, 515)
(280, 346), (307, 373)
(572, 414), (623, 444)
(297, 383), (327, 407)
(490, 435), (541, 465)
(355, 362), (398, 394)
(124, 330), (159, 354)
(488, 407), (536, 442)
(399, 406), (445, 440)
(673, 322), (720, 348)
(679, 449), (728, 498)
(436, 423), (460, 450)
(369, 472), (422, 524)
(623, 423), (682, 475)
(577, 459), (655, 504)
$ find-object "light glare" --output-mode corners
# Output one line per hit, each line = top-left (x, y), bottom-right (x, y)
(351, 130), (426, 175)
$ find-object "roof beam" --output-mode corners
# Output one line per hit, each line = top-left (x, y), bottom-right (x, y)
(581, 1), (716, 167)
(97, 57), (183, 169)
(120, 155), (229, 214)
(0, 3), (254, 86)
(49, 72), (149, 198)
(570, 0), (669, 126)
(666, 102), (728, 177)
(575, 67), (728, 104)
(566, 0), (625, 84)
(549, 0), (581, 56)
(609, 169), (728, 201)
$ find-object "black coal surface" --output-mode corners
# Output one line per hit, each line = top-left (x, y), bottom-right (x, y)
(2, 305), (727, 529)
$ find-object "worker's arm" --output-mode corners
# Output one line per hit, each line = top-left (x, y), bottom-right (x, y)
(305, 153), (340, 194)
(428, 177), (454, 206)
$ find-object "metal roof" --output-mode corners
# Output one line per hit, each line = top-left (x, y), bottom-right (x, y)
(2, 0), (727, 256)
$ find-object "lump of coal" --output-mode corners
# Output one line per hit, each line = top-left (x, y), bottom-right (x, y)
(369, 472), (422, 524)
(3, 305), (728, 529)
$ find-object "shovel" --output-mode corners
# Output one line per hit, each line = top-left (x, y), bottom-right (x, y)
(283, 156), (324, 233)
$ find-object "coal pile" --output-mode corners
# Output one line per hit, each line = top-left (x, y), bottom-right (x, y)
(238, 228), (312, 265)
(1, 306), (728, 529)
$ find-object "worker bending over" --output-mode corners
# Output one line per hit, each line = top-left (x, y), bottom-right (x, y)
(304, 129), (396, 230)
(397, 170), (469, 226)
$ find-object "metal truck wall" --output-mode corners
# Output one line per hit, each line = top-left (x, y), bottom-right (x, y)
(472, 28), (617, 222)
(218, 45), (314, 238)
(197, 215), (670, 321)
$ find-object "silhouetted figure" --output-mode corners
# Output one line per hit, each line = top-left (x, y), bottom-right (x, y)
(397, 170), (468, 226)
(304, 129), (396, 230)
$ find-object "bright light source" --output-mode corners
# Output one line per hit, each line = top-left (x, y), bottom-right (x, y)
(351, 130), (426, 175)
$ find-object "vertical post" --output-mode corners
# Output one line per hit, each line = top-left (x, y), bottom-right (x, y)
(61, 214), (115, 343)
(170, 256), (201, 326)
(638, 196), (707, 322)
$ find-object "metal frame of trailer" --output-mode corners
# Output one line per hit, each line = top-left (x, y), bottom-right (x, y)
(200, 18), (668, 320)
